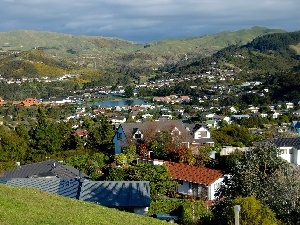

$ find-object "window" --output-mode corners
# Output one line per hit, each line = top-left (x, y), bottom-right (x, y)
(135, 133), (141, 139)
(117, 132), (122, 140)
(200, 131), (207, 137)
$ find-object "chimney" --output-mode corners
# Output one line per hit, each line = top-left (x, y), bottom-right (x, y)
(79, 170), (82, 178)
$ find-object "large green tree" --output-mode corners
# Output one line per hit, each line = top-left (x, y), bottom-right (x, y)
(127, 163), (178, 199)
(82, 115), (114, 151)
(29, 107), (63, 155)
(215, 143), (300, 224)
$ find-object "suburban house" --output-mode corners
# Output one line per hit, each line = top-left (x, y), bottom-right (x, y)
(0, 160), (150, 215)
(231, 114), (250, 121)
(0, 160), (89, 179)
(110, 116), (127, 125)
(272, 137), (300, 165)
(112, 120), (214, 155)
(19, 97), (38, 107)
(137, 158), (223, 201)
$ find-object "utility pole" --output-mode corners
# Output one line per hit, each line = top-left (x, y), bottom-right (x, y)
(234, 205), (241, 225)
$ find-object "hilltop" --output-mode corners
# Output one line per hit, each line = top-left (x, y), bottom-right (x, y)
(0, 183), (167, 225)
(0, 27), (285, 55)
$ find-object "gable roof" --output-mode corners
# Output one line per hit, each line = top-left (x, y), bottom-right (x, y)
(0, 160), (89, 179)
(164, 161), (223, 185)
(120, 120), (188, 138)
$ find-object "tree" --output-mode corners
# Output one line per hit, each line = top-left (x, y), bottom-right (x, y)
(225, 196), (279, 225)
(127, 163), (177, 198)
(124, 85), (134, 98)
(194, 145), (213, 167)
(29, 107), (63, 155)
(216, 143), (300, 224)
(211, 123), (253, 147)
(83, 115), (114, 151)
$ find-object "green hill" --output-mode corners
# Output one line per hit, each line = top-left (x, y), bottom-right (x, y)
(0, 27), (288, 81)
(0, 183), (167, 225)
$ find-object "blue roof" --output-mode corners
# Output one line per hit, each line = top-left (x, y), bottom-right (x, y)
(0, 178), (150, 207)
(79, 180), (150, 207)
(0, 160), (89, 179)
(0, 178), (80, 198)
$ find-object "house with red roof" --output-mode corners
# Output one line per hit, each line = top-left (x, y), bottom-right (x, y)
(165, 161), (223, 201)
(20, 97), (38, 106)
(137, 158), (224, 201)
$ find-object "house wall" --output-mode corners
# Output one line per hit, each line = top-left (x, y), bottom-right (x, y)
(293, 148), (300, 165)
(112, 126), (126, 154)
(194, 127), (211, 139)
(279, 147), (293, 164)
(207, 177), (223, 200)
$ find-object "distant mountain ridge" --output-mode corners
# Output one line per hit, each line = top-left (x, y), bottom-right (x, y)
(0, 27), (286, 55)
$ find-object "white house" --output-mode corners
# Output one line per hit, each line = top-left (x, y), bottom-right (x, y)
(110, 117), (126, 125)
(273, 137), (300, 165)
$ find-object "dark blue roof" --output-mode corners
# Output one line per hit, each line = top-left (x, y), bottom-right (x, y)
(79, 180), (150, 207)
(0, 160), (89, 179)
(0, 178), (80, 198)
(0, 178), (151, 207)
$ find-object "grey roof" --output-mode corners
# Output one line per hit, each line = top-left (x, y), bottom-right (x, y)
(0, 179), (151, 207)
(121, 120), (188, 137)
(79, 180), (150, 207)
(120, 120), (214, 146)
(272, 137), (300, 149)
(0, 160), (89, 179)
(0, 178), (80, 198)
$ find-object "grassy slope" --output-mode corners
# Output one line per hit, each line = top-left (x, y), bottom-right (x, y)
(0, 184), (167, 225)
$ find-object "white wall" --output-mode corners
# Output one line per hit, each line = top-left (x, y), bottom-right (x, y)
(208, 177), (223, 200)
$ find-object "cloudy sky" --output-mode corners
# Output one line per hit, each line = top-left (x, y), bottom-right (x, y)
(0, 0), (299, 43)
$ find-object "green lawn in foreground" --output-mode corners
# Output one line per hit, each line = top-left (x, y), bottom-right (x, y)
(0, 184), (168, 225)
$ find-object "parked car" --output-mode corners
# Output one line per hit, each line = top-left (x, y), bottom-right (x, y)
(152, 214), (179, 223)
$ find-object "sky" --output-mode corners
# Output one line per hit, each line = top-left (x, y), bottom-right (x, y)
(0, 0), (299, 43)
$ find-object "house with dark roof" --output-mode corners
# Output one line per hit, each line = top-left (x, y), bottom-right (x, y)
(0, 160), (89, 179)
(272, 137), (300, 165)
(0, 178), (150, 215)
(112, 120), (214, 155)
(137, 158), (223, 201)
(0, 160), (150, 215)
